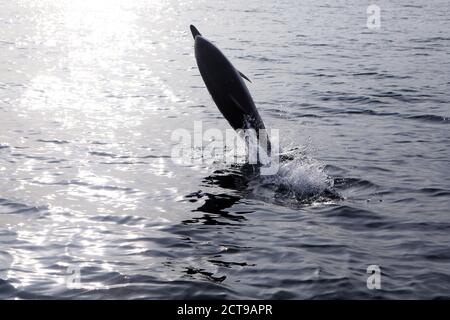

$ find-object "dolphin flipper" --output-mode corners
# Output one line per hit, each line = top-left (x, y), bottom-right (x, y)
(228, 94), (246, 114)
(191, 24), (270, 154)
(228, 93), (256, 118)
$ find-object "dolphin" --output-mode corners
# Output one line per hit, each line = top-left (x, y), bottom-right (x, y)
(190, 25), (271, 158)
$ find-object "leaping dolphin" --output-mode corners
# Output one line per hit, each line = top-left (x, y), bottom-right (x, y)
(190, 25), (271, 158)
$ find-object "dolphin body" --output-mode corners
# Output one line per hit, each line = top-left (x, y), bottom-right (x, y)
(190, 25), (271, 158)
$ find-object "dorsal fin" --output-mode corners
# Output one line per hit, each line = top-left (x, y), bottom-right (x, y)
(238, 70), (252, 83)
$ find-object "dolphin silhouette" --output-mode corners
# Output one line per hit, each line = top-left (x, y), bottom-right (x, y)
(190, 25), (271, 158)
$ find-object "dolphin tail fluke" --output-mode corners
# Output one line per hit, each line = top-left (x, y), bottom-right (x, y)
(190, 25), (202, 39)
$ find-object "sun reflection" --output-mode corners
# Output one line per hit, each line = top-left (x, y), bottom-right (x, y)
(4, 0), (192, 293)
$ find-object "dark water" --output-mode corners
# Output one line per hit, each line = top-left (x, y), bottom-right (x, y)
(1, 0), (449, 299)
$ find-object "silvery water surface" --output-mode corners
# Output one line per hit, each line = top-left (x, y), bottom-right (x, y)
(0, 0), (449, 299)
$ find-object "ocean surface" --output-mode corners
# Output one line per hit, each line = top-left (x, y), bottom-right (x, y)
(1, 0), (449, 299)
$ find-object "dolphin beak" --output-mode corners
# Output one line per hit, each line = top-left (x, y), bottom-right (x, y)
(190, 25), (202, 39)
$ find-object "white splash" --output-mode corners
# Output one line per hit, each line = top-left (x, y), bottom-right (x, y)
(258, 146), (334, 201)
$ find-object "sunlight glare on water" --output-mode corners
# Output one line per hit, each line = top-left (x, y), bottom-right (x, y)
(0, 0), (449, 299)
